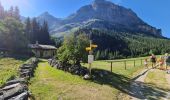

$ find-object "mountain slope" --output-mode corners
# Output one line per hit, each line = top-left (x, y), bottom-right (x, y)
(74, 28), (169, 59)
(36, 12), (62, 31)
(37, 0), (162, 37)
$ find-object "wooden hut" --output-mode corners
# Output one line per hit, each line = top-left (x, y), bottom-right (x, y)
(28, 42), (57, 58)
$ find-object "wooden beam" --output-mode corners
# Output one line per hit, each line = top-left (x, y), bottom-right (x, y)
(111, 62), (113, 72)
(124, 61), (127, 70)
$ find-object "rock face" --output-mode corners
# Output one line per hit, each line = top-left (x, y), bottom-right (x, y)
(36, 0), (162, 37)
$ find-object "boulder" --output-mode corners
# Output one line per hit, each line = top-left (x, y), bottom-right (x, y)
(8, 91), (29, 100)
(83, 74), (91, 80)
(0, 84), (28, 100)
(5, 78), (27, 86)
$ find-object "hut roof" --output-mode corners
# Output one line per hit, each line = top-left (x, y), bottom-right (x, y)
(28, 44), (57, 50)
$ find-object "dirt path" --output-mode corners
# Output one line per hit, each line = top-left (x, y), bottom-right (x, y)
(130, 68), (152, 100)
(165, 73), (170, 100)
(129, 68), (170, 100)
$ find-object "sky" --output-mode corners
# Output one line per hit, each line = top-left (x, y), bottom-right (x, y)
(0, 0), (170, 38)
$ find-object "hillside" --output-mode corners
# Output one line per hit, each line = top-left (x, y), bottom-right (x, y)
(18, 0), (170, 59)
(36, 0), (162, 37)
(74, 28), (170, 59)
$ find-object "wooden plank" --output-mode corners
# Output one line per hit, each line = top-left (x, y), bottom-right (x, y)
(124, 61), (126, 70)
(111, 62), (113, 72)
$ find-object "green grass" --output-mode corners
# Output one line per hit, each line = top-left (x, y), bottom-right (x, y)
(29, 56), (147, 100)
(29, 61), (120, 100)
(144, 69), (170, 100)
(82, 55), (162, 78)
(0, 57), (25, 86)
(145, 69), (169, 89)
(82, 60), (146, 78)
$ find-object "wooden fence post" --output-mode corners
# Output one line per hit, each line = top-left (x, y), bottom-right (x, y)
(111, 62), (113, 72)
(124, 61), (127, 70)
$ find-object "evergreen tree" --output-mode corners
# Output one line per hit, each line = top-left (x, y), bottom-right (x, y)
(41, 21), (50, 44)
(14, 6), (20, 20)
(31, 18), (40, 43)
(0, 2), (5, 19)
(8, 6), (14, 17)
(25, 17), (32, 43)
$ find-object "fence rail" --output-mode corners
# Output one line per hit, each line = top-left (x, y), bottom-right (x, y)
(106, 59), (145, 72)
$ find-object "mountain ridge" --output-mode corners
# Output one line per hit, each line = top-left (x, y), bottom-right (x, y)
(35, 0), (162, 37)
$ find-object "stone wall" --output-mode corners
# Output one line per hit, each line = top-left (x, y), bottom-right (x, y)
(0, 58), (39, 100)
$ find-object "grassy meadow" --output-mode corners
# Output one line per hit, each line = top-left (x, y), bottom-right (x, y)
(29, 61), (120, 100)
(0, 57), (26, 86)
(29, 56), (150, 100)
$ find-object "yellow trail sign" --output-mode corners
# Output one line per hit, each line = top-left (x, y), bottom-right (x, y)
(86, 47), (91, 51)
(91, 44), (98, 48)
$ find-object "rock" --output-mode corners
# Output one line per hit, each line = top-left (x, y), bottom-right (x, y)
(48, 59), (88, 76)
(167, 70), (170, 74)
(83, 74), (91, 80)
(8, 91), (29, 100)
(2, 83), (20, 91)
(0, 84), (28, 100)
(103, 71), (108, 75)
(5, 78), (27, 86)
(99, 73), (104, 78)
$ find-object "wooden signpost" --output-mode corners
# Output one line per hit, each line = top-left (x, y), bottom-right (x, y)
(86, 40), (97, 77)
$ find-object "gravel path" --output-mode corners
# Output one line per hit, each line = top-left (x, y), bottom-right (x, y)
(129, 68), (170, 100)
(130, 68), (152, 100)
(165, 73), (170, 100)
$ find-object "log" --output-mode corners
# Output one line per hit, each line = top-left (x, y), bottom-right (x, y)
(1, 84), (28, 100)
(8, 91), (29, 100)
(5, 78), (27, 86)
(20, 66), (34, 69)
(2, 83), (20, 91)
(19, 69), (33, 73)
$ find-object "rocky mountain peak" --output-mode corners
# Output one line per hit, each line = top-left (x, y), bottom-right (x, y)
(93, 0), (107, 3)
(36, 0), (162, 37)
(39, 12), (53, 18)
(92, 0), (115, 8)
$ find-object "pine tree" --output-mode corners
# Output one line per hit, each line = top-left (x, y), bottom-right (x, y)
(8, 6), (14, 17)
(31, 18), (40, 43)
(0, 2), (5, 19)
(41, 21), (50, 44)
(25, 17), (32, 43)
(14, 6), (20, 20)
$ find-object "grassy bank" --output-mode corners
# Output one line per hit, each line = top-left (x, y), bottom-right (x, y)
(0, 57), (26, 86)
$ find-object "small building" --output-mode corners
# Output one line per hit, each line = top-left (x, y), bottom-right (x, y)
(29, 42), (57, 58)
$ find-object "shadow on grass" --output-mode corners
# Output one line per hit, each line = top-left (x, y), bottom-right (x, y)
(90, 68), (170, 100)
(3, 55), (30, 61)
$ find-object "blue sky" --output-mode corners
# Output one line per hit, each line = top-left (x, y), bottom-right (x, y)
(1, 0), (170, 37)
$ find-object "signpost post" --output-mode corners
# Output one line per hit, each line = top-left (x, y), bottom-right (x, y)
(86, 40), (97, 77)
